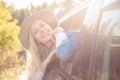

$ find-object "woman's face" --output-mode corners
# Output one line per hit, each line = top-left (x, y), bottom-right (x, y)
(31, 20), (52, 44)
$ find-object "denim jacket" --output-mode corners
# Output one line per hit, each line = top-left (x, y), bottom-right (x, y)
(55, 32), (79, 61)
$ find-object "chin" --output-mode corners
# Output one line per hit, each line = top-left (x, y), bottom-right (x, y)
(42, 39), (50, 43)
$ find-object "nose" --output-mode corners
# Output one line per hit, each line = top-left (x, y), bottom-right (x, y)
(40, 28), (46, 34)
(40, 26), (48, 34)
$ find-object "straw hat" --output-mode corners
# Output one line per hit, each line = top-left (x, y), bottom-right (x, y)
(19, 9), (58, 50)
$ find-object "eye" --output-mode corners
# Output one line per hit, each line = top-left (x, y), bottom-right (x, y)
(33, 29), (39, 35)
(39, 23), (45, 27)
(34, 31), (38, 34)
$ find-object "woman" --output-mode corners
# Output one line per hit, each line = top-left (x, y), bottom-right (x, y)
(19, 9), (89, 80)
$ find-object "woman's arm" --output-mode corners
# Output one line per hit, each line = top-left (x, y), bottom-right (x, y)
(55, 32), (78, 60)
(42, 49), (56, 71)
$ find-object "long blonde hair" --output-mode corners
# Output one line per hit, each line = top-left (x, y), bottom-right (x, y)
(28, 30), (49, 80)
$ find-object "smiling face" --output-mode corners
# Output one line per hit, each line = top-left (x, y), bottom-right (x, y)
(31, 20), (53, 44)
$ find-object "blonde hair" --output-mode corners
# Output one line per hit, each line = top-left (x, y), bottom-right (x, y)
(28, 30), (49, 80)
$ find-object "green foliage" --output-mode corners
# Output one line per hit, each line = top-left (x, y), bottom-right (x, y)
(0, 1), (20, 52)
(0, 51), (25, 80)
(0, 2), (25, 80)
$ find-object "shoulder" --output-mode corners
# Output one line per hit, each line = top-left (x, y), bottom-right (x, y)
(66, 31), (80, 39)
(66, 31), (79, 36)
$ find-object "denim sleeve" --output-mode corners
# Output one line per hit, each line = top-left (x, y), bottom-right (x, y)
(55, 32), (78, 60)
(55, 32), (68, 48)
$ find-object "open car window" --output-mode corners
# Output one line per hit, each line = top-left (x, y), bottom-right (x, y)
(58, 0), (120, 80)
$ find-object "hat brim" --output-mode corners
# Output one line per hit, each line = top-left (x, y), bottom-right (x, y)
(19, 9), (58, 49)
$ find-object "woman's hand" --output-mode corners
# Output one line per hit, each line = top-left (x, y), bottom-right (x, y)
(42, 49), (56, 71)
(51, 27), (65, 35)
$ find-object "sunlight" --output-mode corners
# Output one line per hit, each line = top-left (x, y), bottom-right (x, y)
(2, 0), (82, 9)
(2, 0), (66, 9)
(2, 0), (44, 9)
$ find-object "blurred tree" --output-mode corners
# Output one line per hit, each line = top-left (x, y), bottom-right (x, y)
(11, 1), (57, 26)
(0, 1), (20, 53)
(11, 8), (29, 26)
(56, 0), (77, 18)
(49, 1), (57, 11)
(0, 2), (25, 80)
(10, 0), (78, 26)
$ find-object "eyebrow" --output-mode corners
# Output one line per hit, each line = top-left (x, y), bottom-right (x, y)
(32, 22), (42, 33)
(32, 25), (39, 34)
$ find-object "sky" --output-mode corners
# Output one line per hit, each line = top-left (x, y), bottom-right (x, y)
(2, 0), (81, 9)
(2, 0), (64, 9)
(2, 0), (120, 34)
